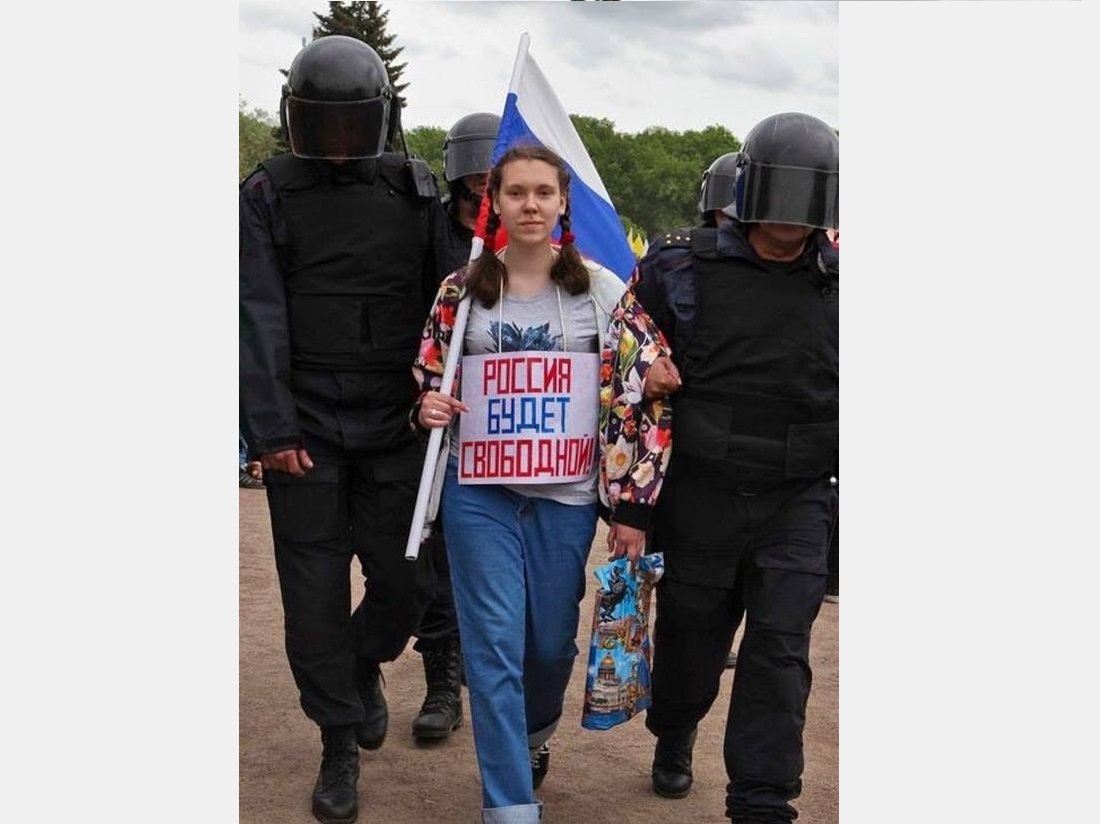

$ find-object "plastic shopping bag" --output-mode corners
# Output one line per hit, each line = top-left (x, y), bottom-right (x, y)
(581, 552), (664, 730)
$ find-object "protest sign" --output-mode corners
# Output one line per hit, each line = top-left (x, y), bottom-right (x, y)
(458, 351), (599, 484)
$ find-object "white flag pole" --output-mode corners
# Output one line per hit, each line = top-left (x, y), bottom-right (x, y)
(404, 32), (531, 561)
(403, 291), (472, 561)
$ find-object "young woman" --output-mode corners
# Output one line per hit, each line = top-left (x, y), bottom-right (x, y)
(412, 144), (669, 823)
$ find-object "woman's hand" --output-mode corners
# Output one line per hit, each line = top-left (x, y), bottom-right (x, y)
(418, 390), (470, 429)
(608, 522), (646, 564)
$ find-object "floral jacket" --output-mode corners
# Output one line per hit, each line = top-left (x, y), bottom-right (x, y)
(598, 285), (673, 529)
(411, 259), (672, 529)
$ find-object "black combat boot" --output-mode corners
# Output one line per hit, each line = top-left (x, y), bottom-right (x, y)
(412, 641), (463, 741)
(312, 725), (359, 824)
(652, 728), (697, 799)
(530, 742), (550, 789)
(354, 659), (388, 750)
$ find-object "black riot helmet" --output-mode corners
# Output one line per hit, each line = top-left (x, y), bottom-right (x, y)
(732, 112), (839, 230)
(279, 35), (394, 161)
(698, 152), (741, 217)
(443, 113), (501, 182)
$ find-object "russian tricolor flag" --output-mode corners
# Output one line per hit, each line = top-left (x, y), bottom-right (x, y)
(472, 33), (636, 283)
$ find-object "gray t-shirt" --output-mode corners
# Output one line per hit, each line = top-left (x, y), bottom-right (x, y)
(451, 282), (600, 506)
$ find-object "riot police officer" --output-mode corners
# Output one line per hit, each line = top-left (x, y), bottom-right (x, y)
(436, 111), (501, 275)
(239, 35), (444, 824)
(698, 151), (740, 229)
(622, 112), (839, 823)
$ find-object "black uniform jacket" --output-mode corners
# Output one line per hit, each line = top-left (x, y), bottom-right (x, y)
(633, 220), (838, 381)
(633, 220), (838, 489)
(239, 155), (444, 456)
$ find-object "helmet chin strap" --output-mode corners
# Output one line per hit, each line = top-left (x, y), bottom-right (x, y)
(392, 111), (408, 157)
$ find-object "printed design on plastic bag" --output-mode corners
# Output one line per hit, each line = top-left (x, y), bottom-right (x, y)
(581, 553), (664, 730)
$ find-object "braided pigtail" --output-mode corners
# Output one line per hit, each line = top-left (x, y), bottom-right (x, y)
(482, 208), (499, 253)
(467, 208), (507, 307)
(551, 206), (590, 295)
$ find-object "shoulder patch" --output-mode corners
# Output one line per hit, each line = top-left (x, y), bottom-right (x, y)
(655, 229), (692, 249)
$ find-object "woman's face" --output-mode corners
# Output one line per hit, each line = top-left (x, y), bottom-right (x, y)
(492, 158), (566, 248)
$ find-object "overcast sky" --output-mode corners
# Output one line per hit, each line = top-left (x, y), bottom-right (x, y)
(239, 0), (838, 140)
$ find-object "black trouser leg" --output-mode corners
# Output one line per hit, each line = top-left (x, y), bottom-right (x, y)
(650, 461), (835, 821)
(725, 567), (826, 822)
(412, 530), (460, 652)
(266, 462), (364, 728)
(646, 579), (743, 738)
(349, 443), (436, 663)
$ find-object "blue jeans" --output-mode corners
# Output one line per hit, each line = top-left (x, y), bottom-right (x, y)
(441, 459), (596, 823)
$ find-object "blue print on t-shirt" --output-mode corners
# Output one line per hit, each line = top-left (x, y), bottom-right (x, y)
(487, 321), (561, 353)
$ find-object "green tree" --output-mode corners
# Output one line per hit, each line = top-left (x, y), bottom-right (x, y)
(570, 115), (740, 237)
(312, 2), (409, 108)
(570, 114), (630, 220)
(239, 98), (279, 181)
(405, 125), (447, 182)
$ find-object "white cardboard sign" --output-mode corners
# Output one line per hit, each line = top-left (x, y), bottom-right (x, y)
(458, 352), (599, 484)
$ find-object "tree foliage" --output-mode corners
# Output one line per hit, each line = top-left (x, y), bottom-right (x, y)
(239, 98), (279, 182)
(312, 2), (409, 108)
(405, 126), (448, 182)
(570, 116), (741, 237)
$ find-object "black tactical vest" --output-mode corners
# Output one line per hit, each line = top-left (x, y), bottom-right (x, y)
(261, 152), (433, 372)
(675, 228), (838, 490)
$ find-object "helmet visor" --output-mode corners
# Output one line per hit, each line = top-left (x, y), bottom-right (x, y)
(286, 96), (388, 160)
(444, 137), (496, 182)
(699, 171), (738, 214)
(738, 162), (839, 230)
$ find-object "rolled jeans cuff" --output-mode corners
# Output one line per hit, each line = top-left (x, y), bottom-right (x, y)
(483, 801), (542, 823)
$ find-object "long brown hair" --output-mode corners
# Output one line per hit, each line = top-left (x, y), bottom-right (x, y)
(465, 144), (590, 308)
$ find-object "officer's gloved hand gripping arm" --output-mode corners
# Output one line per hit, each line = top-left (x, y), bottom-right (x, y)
(239, 176), (313, 477)
(600, 287), (674, 565)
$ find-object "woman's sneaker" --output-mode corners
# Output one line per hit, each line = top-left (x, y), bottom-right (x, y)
(530, 743), (550, 789)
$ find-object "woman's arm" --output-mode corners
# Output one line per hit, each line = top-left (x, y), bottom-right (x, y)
(600, 286), (674, 557)
(411, 270), (468, 430)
